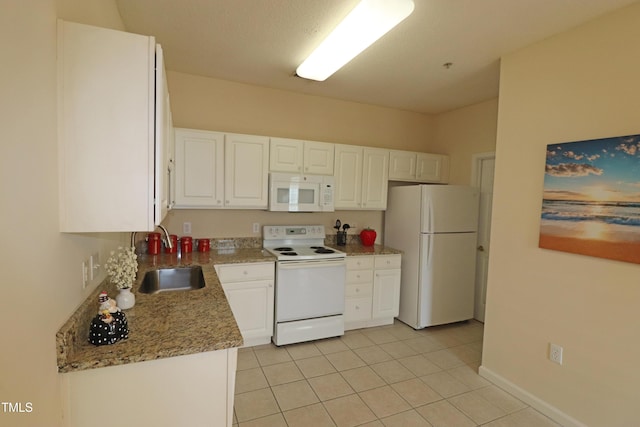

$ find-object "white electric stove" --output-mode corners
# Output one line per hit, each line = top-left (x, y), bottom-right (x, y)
(263, 225), (346, 346)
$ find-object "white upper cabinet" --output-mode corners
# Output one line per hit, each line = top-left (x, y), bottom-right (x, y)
(224, 133), (270, 208)
(174, 129), (225, 207)
(361, 148), (390, 210)
(416, 153), (449, 183)
(270, 137), (334, 175)
(57, 20), (171, 232)
(156, 45), (174, 218)
(334, 145), (389, 210)
(389, 150), (450, 183)
(174, 129), (269, 209)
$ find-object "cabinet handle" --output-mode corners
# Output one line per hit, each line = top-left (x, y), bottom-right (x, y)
(226, 200), (230, 204)
(268, 284), (273, 288)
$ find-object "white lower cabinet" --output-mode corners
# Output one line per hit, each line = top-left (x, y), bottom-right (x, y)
(345, 254), (401, 330)
(61, 348), (237, 427)
(215, 262), (275, 347)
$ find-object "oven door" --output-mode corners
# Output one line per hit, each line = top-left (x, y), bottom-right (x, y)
(275, 259), (346, 322)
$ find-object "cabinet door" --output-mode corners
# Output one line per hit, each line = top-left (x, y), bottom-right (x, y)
(304, 141), (334, 175)
(416, 153), (450, 183)
(334, 144), (363, 209)
(222, 280), (274, 341)
(372, 269), (401, 319)
(225, 133), (270, 208)
(58, 20), (156, 232)
(155, 45), (173, 222)
(270, 137), (303, 173)
(174, 129), (224, 207)
(388, 150), (417, 181)
(361, 148), (389, 210)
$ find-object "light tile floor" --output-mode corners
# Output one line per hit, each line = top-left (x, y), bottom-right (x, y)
(233, 320), (560, 427)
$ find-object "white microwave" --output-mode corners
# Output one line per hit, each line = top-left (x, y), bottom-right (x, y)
(269, 173), (335, 212)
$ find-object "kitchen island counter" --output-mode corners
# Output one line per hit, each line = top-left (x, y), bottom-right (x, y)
(57, 248), (275, 373)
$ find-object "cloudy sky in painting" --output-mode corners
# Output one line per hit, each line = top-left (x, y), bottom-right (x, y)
(544, 134), (640, 202)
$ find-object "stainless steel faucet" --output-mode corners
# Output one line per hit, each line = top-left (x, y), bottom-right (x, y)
(130, 225), (173, 252)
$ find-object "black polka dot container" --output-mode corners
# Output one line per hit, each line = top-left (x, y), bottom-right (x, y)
(88, 311), (129, 346)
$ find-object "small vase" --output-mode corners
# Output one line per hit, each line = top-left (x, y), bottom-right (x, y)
(116, 287), (135, 310)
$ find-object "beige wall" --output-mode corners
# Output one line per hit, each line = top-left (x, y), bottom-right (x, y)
(165, 72), (439, 240)
(433, 98), (498, 185)
(0, 1), (127, 426)
(483, 3), (640, 426)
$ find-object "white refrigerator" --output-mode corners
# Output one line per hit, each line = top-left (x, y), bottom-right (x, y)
(385, 185), (479, 329)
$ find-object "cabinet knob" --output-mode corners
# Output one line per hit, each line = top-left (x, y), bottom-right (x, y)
(243, 271), (248, 275)
(355, 305), (360, 310)
(355, 287), (360, 293)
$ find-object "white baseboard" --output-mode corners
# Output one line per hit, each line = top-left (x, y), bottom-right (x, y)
(478, 365), (587, 427)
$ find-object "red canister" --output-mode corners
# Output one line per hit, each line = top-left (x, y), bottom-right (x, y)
(180, 236), (193, 254)
(147, 232), (161, 255)
(165, 234), (178, 253)
(197, 238), (210, 252)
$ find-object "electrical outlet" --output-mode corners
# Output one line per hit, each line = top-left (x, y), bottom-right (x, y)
(549, 343), (563, 365)
(183, 222), (192, 235)
(90, 252), (100, 281)
(252, 223), (260, 233)
(82, 258), (89, 289)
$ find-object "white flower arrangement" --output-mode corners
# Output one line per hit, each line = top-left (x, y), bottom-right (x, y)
(105, 246), (138, 289)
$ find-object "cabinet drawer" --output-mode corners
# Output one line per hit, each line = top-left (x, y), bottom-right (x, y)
(346, 256), (374, 270)
(346, 269), (374, 284)
(346, 283), (373, 297)
(215, 262), (274, 282)
(374, 255), (401, 270)
(345, 297), (372, 322)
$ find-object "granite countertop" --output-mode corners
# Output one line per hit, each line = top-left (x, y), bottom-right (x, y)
(335, 243), (402, 256)
(56, 247), (275, 373)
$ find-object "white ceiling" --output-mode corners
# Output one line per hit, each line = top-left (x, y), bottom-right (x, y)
(116, 0), (637, 114)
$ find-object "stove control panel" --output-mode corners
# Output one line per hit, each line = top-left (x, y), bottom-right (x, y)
(263, 225), (325, 241)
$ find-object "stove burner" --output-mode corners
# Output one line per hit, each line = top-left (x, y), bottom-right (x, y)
(281, 252), (298, 256)
(274, 247), (293, 251)
(310, 246), (324, 249)
(314, 248), (335, 254)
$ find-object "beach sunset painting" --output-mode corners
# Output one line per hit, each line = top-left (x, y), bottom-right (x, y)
(540, 134), (640, 264)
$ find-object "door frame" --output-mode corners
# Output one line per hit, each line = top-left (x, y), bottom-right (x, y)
(471, 152), (495, 322)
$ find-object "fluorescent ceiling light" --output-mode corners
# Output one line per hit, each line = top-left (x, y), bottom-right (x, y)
(296, 0), (415, 82)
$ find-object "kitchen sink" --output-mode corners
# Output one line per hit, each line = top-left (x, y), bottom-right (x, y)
(139, 266), (206, 294)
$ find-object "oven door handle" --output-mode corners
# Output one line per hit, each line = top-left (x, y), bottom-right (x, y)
(278, 260), (346, 269)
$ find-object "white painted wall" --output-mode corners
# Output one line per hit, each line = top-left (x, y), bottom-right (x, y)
(0, 1), (126, 425)
(482, 3), (640, 426)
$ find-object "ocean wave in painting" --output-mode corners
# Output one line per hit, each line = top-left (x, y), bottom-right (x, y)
(541, 200), (640, 227)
